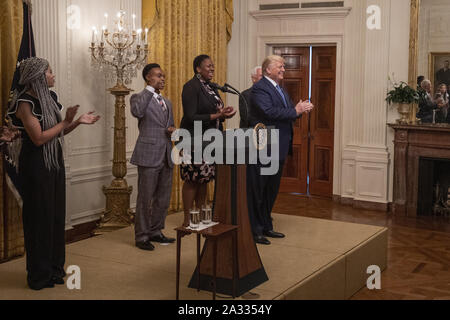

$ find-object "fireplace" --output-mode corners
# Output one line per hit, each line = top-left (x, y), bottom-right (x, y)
(417, 158), (450, 216)
(389, 123), (450, 217)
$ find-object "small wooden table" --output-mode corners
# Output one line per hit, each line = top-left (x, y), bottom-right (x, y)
(175, 223), (238, 300)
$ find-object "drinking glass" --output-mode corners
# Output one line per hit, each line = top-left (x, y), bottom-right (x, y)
(190, 208), (200, 229)
(202, 205), (212, 225)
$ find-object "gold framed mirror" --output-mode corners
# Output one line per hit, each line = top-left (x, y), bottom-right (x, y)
(410, 0), (450, 125)
(408, 0), (420, 123)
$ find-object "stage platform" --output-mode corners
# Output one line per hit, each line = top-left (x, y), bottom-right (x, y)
(0, 213), (387, 300)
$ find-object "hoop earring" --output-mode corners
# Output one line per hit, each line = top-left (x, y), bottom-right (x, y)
(196, 73), (202, 80)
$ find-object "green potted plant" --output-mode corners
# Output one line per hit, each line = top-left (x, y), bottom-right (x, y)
(386, 80), (419, 124)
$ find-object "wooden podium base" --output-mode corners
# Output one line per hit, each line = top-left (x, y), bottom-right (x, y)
(189, 267), (268, 297)
(188, 165), (268, 296)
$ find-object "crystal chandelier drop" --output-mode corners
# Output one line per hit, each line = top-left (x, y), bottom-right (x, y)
(89, 10), (148, 86)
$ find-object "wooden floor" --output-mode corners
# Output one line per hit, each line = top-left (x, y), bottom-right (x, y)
(272, 194), (450, 300)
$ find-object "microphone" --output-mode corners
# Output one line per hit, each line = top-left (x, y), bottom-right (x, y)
(210, 82), (238, 95)
(224, 83), (241, 95)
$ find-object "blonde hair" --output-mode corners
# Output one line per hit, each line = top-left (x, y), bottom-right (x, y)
(262, 55), (285, 76)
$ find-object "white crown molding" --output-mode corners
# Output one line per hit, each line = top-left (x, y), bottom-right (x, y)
(249, 7), (352, 21)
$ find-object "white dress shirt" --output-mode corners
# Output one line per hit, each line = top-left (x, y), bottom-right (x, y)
(264, 76), (279, 88)
(146, 85), (167, 111)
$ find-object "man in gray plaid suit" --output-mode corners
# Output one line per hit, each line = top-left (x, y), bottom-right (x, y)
(131, 63), (176, 251)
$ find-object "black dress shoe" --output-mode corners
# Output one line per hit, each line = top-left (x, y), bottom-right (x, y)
(28, 281), (55, 291)
(254, 235), (271, 245)
(149, 234), (175, 244)
(51, 276), (65, 285)
(136, 240), (155, 251)
(263, 230), (285, 238)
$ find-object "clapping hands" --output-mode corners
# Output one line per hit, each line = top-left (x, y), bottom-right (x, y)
(64, 105), (80, 124)
(295, 100), (315, 116)
(221, 106), (237, 119)
(213, 106), (237, 121)
(65, 106), (100, 125)
(78, 111), (101, 125)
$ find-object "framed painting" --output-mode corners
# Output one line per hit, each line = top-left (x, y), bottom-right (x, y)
(429, 52), (450, 92)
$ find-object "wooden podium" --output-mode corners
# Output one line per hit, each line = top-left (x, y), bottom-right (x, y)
(188, 163), (269, 296)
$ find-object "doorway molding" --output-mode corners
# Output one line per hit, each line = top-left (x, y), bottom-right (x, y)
(250, 7), (352, 21)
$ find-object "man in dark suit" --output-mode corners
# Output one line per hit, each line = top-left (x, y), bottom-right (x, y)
(130, 63), (176, 251)
(248, 55), (314, 245)
(239, 66), (262, 128)
(417, 79), (438, 123)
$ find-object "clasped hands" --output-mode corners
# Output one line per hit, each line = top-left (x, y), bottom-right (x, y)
(211, 106), (236, 121)
(219, 106), (237, 120)
(65, 105), (101, 125)
(0, 125), (21, 143)
(295, 100), (315, 116)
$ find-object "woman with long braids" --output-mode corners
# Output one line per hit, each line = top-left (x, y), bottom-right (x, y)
(8, 57), (100, 290)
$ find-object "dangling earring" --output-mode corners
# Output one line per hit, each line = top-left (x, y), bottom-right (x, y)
(196, 73), (202, 80)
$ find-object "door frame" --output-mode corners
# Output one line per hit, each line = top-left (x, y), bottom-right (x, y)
(255, 35), (343, 196)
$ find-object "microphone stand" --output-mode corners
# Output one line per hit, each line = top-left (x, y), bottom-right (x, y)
(211, 82), (249, 127)
(222, 83), (252, 129)
(224, 83), (241, 96)
(221, 83), (243, 226)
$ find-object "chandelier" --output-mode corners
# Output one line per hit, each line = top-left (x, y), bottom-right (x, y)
(89, 10), (148, 86)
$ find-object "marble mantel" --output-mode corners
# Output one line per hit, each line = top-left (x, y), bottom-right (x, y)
(389, 123), (450, 217)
